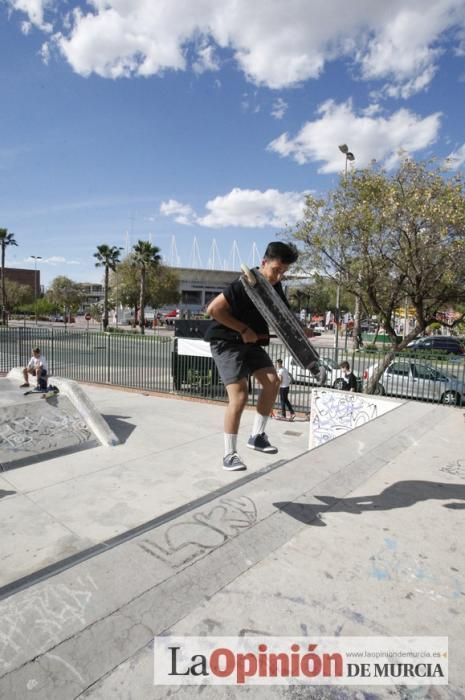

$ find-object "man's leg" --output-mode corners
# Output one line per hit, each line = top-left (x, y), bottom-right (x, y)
(279, 387), (287, 417)
(247, 367), (280, 453)
(283, 388), (295, 419)
(224, 379), (249, 434)
(38, 369), (48, 390)
(223, 379), (249, 471)
(20, 368), (31, 388)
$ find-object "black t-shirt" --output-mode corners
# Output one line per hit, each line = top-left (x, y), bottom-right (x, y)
(342, 371), (358, 391)
(205, 272), (288, 345)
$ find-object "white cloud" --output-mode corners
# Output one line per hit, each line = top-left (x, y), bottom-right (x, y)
(160, 199), (197, 225)
(445, 144), (465, 169)
(8, 0), (465, 96)
(357, 3), (457, 97)
(199, 188), (306, 228)
(8, 0), (53, 32)
(39, 41), (50, 64)
(361, 103), (382, 117)
(268, 99), (441, 173)
(271, 98), (288, 120)
(192, 41), (220, 75)
(161, 188), (307, 228)
(25, 255), (80, 265)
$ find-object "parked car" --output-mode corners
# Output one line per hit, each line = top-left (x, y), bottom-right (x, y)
(406, 336), (465, 355)
(282, 355), (362, 391)
(163, 309), (180, 326)
(363, 359), (465, 405)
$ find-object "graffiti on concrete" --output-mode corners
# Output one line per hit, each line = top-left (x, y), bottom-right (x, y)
(440, 459), (465, 480)
(138, 496), (257, 569)
(311, 390), (379, 448)
(0, 574), (98, 673)
(0, 410), (92, 454)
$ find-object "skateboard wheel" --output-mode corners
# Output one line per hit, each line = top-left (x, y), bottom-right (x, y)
(240, 263), (257, 286)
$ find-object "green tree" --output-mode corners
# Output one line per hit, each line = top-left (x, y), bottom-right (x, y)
(4, 279), (33, 311)
(0, 228), (18, 324)
(291, 158), (465, 392)
(288, 275), (348, 318)
(88, 303), (104, 323)
(18, 297), (56, 318)
(132, 240), (162, 334)
(109, 255), (180, 325)
(94, 244), (122, 331)
(46, 276), (84, 318)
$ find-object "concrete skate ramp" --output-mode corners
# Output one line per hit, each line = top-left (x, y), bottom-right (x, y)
(0, 370), (119, 470)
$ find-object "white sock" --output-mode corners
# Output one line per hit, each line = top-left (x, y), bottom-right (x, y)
(224, 434), (237, 456)
(252, 413), (268, 437)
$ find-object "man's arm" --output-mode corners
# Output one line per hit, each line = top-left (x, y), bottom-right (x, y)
(207, 294), (258, 343)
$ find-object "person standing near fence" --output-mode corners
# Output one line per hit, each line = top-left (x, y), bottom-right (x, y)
(276, 359), (296, 420)
(205, 241), (299, 471)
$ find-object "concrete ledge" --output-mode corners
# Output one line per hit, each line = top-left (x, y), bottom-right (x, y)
(7, 368), (119, 447)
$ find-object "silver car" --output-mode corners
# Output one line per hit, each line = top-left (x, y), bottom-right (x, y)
(363, 359), (465, 405)
(282, 355), (347, 389)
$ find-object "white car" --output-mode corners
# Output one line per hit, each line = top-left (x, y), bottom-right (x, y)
(282, 355), (346, 389)
(363, 359), (465, 405)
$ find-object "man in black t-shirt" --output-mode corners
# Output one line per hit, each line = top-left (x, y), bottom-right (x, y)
(205, 241), (299, 471)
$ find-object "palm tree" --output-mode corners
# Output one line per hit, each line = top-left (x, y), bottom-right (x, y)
(0, 228), (18, 325)
(132, 240), (161, 334)
(94, 244), (122, 331)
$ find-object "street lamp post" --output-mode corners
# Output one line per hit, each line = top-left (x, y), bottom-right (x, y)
(339, 143), (355, 175)
(31, 255), (42, 325)
(337, 144), (359, 356)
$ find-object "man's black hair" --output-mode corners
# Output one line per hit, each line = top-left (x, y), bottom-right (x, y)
(264, 241), (299, 265)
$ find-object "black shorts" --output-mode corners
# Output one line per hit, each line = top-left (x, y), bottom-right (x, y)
(210, 340), (274, 386)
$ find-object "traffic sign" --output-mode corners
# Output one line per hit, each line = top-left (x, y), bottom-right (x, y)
(85, 313), (91, 321)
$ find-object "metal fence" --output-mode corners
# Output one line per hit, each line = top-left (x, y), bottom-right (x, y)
(1, 327), (464, 413)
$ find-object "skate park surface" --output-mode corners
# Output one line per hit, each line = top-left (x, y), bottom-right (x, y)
(0, 380), (464, 699)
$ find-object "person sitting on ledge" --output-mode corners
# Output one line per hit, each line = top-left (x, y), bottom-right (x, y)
(20, 347), (48, 390)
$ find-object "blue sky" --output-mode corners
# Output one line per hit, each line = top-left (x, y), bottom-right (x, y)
(1, 0), (465, 287)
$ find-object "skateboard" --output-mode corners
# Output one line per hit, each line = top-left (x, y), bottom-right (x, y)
(240, 264), (326, 385)
(23, 387), (59, 400)
(41, 389), (59, 400)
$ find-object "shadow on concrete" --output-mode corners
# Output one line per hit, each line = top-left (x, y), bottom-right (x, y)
(0, 489), (16, 499)
(102, 415), (136, 444)
(275, 480), (465, 527)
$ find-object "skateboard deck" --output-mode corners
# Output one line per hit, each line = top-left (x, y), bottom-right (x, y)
(24, 387), (59, 399)
(41, 389), (59, 400)
(240, 264), (326, 384)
